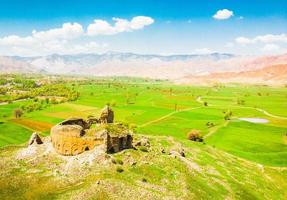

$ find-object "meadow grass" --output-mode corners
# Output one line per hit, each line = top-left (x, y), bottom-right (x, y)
(0, 81), (286, 166)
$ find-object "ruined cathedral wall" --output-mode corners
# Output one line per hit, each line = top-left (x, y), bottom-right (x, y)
(51, 133), (105, 156)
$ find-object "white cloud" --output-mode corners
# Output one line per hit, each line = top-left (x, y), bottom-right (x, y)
(260, 44), (287, 54)
(130, 16), (154, 29)
(255, 34), (287, 43)
(0, 22), (84, 46)
(0, 35), (35, 46)
(235, 34), (287, 45)
(0, 16), (153, 56)
(193, 48), (214, 54)
(225, 42), (234, 48)
(235, 37), (254, 45)
(261, 44), (280, 51)
(87, 16), (154, 36)
(32, 22), (84, 41)
(213, 9), (234, 20)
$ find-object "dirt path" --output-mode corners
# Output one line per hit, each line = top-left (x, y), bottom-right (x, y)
(204, 120), (230, 139)
(255, 107), (287, 120)
(198, 96), (287, 120)
(139, 106), (202, 128)
(0, 98), (29, 105)
(228, 105), (287, 120)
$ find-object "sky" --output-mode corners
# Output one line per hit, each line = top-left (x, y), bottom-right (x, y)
(0, 0), (286, 56)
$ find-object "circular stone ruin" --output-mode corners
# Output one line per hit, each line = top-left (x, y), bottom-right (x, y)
(50, 118), (133, 156)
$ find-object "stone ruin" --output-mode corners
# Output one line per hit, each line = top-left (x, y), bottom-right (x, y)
(99, 105), (114, 123)
(50, 105), (133, 156)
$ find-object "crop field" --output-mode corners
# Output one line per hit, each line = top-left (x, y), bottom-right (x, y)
(0, 80), (287, 167)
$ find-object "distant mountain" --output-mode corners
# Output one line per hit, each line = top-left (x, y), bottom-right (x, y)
(178, 64), (287, 85)
(0, 56), (36, 73)
(0, 52), (286, 84)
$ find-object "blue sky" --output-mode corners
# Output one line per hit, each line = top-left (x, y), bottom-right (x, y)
(0, 0), (286, 56)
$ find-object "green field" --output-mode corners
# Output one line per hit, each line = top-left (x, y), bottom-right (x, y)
(1, 79), (287, 199)
(0, 81), (287, 167)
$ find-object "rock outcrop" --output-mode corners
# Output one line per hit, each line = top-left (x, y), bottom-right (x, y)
(28, 132), (43, 145)
(99, 105), (114, 123)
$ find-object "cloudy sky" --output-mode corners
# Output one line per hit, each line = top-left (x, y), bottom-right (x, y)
(0, 0), (286, 56)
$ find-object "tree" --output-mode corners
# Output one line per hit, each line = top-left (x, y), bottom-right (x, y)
(187, 130), (203, 142)
(223, 110), (232, 120)
(174, 103), (178, 111)
(14, 109), (23, 118)
(45, 98), (49, 104)
(169, 88), (173, 96)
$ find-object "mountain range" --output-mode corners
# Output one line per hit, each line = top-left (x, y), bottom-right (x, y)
(0, 52), (286, 85)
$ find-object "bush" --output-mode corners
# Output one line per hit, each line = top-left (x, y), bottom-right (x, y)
(116, 166), (124, 173)
(110, 100), (117, 106)
(187, 130), (203, 142)
(115, 158), (123, 165)
(141, 178), (148, 182)
(223, 110), (232, 120)
(139, 146), (148, 152)
(14, 109), (23, 118)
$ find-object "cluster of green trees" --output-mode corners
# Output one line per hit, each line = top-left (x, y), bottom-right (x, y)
(19, 101), (47, 113)
(13, 79), (37, 89)
(0, 82), (80, 103)
(223, 110), (233, 120)
(35, 84), (80, 101)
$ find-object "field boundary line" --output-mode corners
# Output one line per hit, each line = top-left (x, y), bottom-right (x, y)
(198, 96), (287, 120)
(204, 120), (230, 139)
(227, 105), (287, 120)
(139, 106), (202, 128)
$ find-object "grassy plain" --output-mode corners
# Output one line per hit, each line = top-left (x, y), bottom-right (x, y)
(0, 79), (287, 199)
(0, 80), (287, 167)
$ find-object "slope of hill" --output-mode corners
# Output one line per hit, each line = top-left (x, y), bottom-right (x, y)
(0, 135), (286, 199)
(0, 56), (36, 73)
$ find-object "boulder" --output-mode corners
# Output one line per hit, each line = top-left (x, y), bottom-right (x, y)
(134, 137), (150, 148)
(28, 132), (43, 145)
(169, 148), (185, 158)
(99, 105), (114, 123)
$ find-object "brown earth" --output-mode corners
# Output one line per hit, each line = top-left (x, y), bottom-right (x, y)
(11, 118), (53, 132)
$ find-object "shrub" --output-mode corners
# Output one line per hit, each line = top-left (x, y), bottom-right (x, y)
(115, 158), (123, 165)
(187, 130), (203, 142)
(139, 146), (148, 152)
(129, 123), (137, 132)
(14, 109), (23, 118)
(206, 122), (214, 128)
(223, 110), (232, 120)
(110, 100), (117, 106)
(116, 166), (124, 173)
(141, 178), (148, 182)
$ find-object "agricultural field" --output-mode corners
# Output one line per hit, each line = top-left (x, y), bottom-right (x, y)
(0, 78), (286, 167)
(0, 77), (287, 199)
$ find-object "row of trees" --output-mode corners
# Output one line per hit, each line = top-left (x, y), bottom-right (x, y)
(1, 83), (80, 103)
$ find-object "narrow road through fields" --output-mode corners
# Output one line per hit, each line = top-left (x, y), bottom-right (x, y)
(139, 106), (202, 128)
(0, 98), (29, 105)
(197, 96), (287, 120)
(204, 120), (230, 139)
